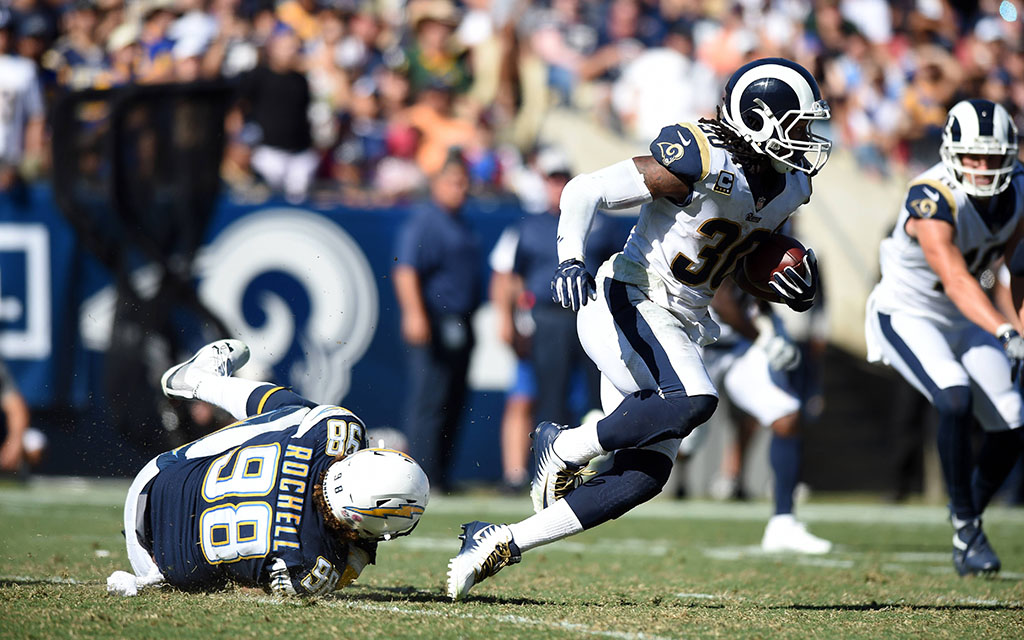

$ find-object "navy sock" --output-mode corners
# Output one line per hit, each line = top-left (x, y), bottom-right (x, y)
(595, 390), (717, 450)
(770, 435), (801, 515)
(933, 386), (976, 520)
(564, 449), (673, 529)
(972, 430), (1023, 513)
(245, 385), (314, 416)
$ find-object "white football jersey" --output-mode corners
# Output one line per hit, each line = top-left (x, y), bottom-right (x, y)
(600, 121), (812, 344)
(873, 162), (1023, 323)
(0, 55), (44, 165)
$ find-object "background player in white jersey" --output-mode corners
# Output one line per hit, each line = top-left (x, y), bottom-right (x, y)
(865, 99), (1024, 576)
(0, 10), (45, 190)
(107, 340), (429, 597)
(446, 58), (829, 599)
(691, 280), (832, 554)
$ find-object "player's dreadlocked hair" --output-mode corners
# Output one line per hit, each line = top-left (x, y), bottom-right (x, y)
(700, 110), (768, 174)
(313, 453), (360, 544)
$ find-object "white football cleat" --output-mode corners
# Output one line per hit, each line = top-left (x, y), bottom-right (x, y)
(446, 521), (521, 601)
(761, 514), (832, 555)
(161, 339), (250, 400)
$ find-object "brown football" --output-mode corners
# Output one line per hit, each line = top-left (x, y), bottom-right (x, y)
(740, 234), (807, 297)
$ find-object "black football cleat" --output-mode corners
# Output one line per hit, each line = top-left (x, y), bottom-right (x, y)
(952, 519), (1000, 577)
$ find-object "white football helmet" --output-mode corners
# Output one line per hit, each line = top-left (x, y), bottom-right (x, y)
(940, 99), (1019, 198)
(719, 57), (832, 175)
(322, 448), (430, 540)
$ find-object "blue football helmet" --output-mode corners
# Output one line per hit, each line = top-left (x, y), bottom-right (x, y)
(719, 58), (832, 175)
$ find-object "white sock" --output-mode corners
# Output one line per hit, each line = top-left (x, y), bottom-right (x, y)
(508, 499), (584, 553)
(552, 419), (606, 466)
(194, 375), (267, 421)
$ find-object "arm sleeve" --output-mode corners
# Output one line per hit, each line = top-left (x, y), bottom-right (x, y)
(557, 159), (651, 263)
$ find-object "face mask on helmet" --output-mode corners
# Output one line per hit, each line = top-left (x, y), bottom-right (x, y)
(322, 448), (430, 540)
(719, 58), (832, 175)
(940, 99), (1019, 198)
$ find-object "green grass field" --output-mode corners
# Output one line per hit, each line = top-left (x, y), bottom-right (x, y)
(2, 478), (1023, 639)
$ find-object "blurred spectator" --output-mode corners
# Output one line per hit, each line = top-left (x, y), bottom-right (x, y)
(404, 0), (471, 95)
(136, 0), (178, 84)
(0, 9), (45, 190)
(900, 47), (960, 172)
(237, 25), (317, 203)
(42, 0), (106, 90)
(102, 20), (141, 86)
(612, 22), (716, 143)
(489, 224), (535, 494)
(332, 76), (391, 202)
(523, 0), (598, 105)
(403, 78), (479, 176)
(511, 147), (621, 427)
(336, 7), (386, 80)
(276, 0), (320, 43)
(393, 151), (482, 493)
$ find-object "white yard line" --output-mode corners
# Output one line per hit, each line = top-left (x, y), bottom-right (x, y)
(251, 595), (678, 640)
(0, 575), (85, 585)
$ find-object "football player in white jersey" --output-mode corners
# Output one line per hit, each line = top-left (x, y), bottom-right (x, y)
(865, 99), (1024, 576)
(446, 58), (829, 599)
(688, 279), (832, 554)
(0, 11), (45, 189)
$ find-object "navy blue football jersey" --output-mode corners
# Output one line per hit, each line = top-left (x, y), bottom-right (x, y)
(147, 401), (367, 594)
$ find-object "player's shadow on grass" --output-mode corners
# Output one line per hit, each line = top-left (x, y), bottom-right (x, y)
(776, 603), (1023, 612)
(340, 584), (549, 606)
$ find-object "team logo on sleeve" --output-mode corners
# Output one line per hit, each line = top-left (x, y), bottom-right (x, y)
(909, 197), (939, 218)
(656, 141), (686, 165)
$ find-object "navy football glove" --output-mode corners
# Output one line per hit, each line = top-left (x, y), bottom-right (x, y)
(998, 326), (1024, 385)
(551, 259), (596, 312)
(769, 249), (818, 313)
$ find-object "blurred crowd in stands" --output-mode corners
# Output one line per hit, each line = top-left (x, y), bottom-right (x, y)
(0, 0), (1021, 204)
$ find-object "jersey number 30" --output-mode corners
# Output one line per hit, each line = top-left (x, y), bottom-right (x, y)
(671, 218), (773, 288)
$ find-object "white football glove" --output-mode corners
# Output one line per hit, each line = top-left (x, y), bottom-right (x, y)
(998, 324), (1024, 385)
(753, 314), (800, 371)
(762, 335), (801, 371)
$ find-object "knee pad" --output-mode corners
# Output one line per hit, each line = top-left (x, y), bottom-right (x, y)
(565, 449), (673, 528)
(684, 393), (718, 428)
(598, 390), (719, 449)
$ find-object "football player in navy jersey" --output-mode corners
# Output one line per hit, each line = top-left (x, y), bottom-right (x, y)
(107, 340), (429, 597)
(447, 58), (830, 599)
(866, 99), (1024, 576)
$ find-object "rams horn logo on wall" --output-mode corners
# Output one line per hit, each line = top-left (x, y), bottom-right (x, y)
(195, 208), (379, 404)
